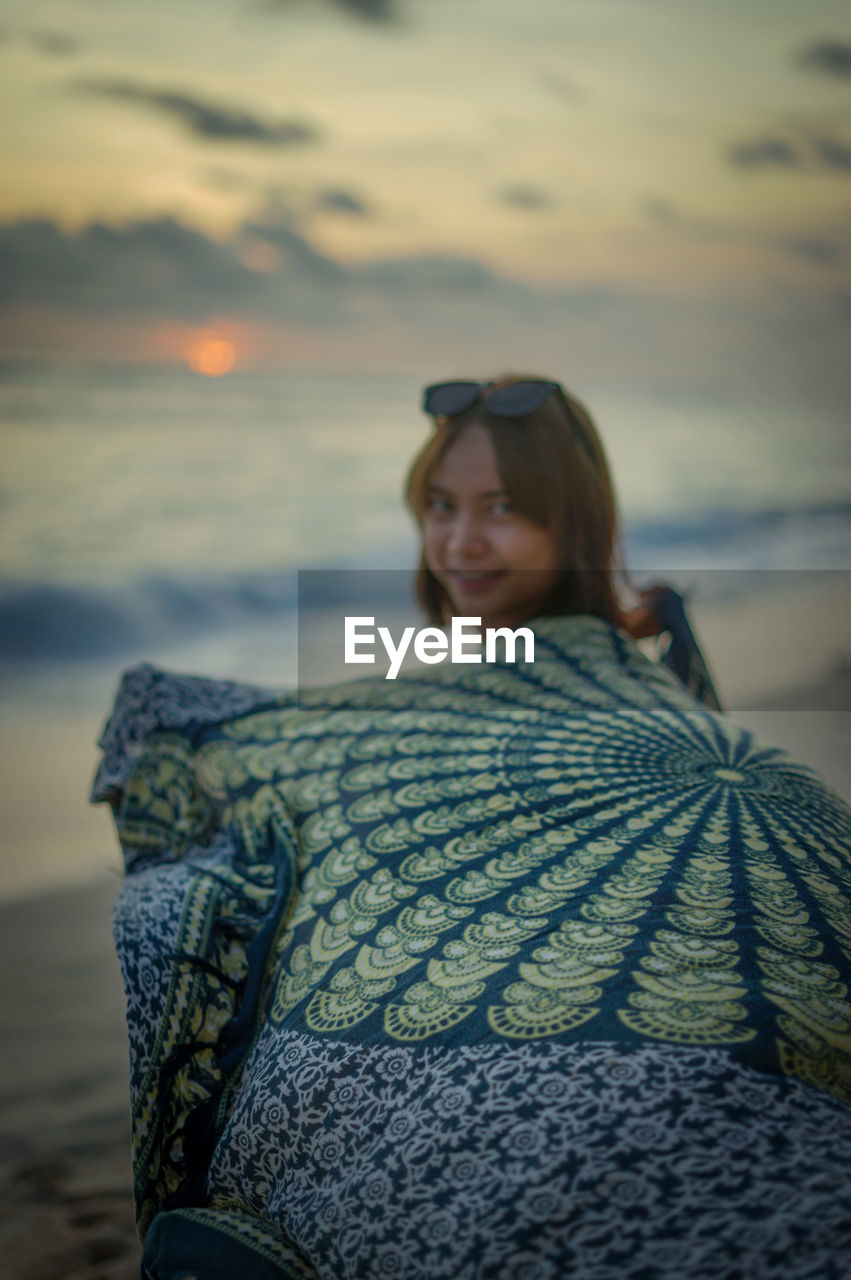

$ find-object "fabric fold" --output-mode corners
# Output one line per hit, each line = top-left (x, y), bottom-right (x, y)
(93, 616), (851, 1278)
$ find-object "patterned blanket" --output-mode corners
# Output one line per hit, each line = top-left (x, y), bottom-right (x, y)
(91, 616), (851, 1280)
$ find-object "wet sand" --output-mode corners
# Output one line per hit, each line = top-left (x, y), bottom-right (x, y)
(0, 878), (139, 1279)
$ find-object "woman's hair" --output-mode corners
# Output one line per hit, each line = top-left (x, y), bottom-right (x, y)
(405, 372), (624, 626)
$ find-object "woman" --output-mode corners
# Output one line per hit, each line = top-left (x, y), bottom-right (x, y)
(93, 374), (851, 1280)
(407, 373), (720, 706)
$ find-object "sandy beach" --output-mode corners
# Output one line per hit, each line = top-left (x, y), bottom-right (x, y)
(0, 878), (139, 1279)
(1, 634), (848, 1279)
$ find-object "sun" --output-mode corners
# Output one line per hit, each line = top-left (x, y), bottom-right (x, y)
(188, 333), (236, 377)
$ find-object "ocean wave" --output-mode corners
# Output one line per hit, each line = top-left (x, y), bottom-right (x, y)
(624, 498), (851, 569)
(0, 572), (297, 661)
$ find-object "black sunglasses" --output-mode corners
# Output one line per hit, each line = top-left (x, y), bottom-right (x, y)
(422, 379), (565, 420)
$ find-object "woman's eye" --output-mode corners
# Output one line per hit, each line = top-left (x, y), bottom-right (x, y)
(426, 496), (452, 514)
(490, 500), (512, 515)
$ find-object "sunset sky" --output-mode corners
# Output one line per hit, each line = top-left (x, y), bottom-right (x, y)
(1, 0), (850, 397)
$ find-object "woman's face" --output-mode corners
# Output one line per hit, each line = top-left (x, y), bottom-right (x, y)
(422, 422), (562, 630)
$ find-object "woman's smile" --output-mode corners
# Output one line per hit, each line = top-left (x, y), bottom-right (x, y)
(447, 569), (506, 587)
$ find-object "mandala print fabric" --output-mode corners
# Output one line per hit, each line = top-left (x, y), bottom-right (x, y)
(91, 617), (851, 1280)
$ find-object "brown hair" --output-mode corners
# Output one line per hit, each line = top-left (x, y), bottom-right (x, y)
(404, 372), (625, 626)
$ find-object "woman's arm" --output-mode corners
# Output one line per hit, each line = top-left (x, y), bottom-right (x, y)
(621, 585), (722, 711)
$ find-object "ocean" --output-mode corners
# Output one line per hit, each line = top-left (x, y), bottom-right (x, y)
(1, 363), (849, 898)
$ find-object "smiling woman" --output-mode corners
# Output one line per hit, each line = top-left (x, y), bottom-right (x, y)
(404, 372), (722, 703)
(92, 372), (851, 1280)
(407, 374), (623, 633)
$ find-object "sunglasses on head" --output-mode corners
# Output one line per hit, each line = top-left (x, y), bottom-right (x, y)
(422, 379), (565, 420)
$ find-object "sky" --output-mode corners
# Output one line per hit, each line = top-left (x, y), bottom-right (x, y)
(1, 0), (850, 400)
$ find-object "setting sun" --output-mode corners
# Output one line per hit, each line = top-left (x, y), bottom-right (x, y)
(188, 333), (236, 377)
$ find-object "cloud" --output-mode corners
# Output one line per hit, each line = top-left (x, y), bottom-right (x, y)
(727, 138), (802, 169)
(0, 217), (257, 313)
(782, 236), (844, 266)
(356, 253), (494, 293)
(0, 211), (508, 346)
(315, 189), (369, 216)
(812, 135), (851, 172)
(240, 210), (348, 284)
(29, 29), (78, 57)
(644, 197), (845, 269)
(797, 39), (851, 79)
(645, 199), (724, 238)
(726, 131), (851, 177)
(75, 77), (320, 147)
(538, 73), (585, 105)
(0, 26), (79, 55)
(257, 0), (400, 23)
(497, 185), (553, 211)
(644, 199), (678, 224)
(203, 182), (372, 225)
(329, 0), (398, 18)
(0, 211), (849, 407)
(0, 215), (348, 327)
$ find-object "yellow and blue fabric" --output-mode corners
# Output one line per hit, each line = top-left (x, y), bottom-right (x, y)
(92, 616), (851, 1280)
